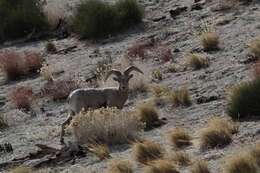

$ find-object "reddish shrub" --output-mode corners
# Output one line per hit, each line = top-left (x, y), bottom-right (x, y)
(23, 51), (43, 73)
(157, 45), (173, 63)
(127, 40), (154, 60)
(9, 86), (33, 110)
(0, 51), (43, 81)
(42, 79), (80, 100)
(0, 52), (23, 80)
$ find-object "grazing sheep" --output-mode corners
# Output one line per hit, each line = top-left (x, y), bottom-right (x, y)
(60, 66), (143, 144)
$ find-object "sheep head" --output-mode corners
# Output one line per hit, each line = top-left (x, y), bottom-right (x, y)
(105, 66), (143, 92)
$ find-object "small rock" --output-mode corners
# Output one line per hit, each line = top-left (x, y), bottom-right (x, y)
(169, 6), (188, 18)
(191, 3), (203, 11)
(152, 16), (166, 22)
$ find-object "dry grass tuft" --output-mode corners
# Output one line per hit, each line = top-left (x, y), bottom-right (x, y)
(250, 143), (260, 167)
(170, 151), (191, 166)
(89, 144), (110, 160)
(187, 53), (209, 70)
(45, 42), (57, 53)
(41, 79), (80, 100)
(136, 103), (161, 130)
(190, 160), (210, 173)
(150, 85), (170, 98)
(166, 87), (191, 107)
(253, 60), (260, 79)
(107, 160), (133, 173)
(69, 107), (143, 145)
(0, 51), (43, 81)
(9, 166), (33, 173)
(132, 140), (164, 164)
(168, 128), (192, 148)
(224, 152), (257, 173)
(201, 32), (219, 51)
(9, 86), (33, 110)
(144, 159), (179, 173)
(249, 37), (260, 58)
(129, 77), (149, 96)
(199, 117), (238, 149)
(152, 69), (163, 81)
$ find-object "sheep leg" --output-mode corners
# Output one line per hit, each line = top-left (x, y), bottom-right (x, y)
(60, 112), (74, 145)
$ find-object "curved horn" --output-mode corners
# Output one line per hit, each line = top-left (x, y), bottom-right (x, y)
(105, 69), (122, 81)
(124, 66), (143, 76)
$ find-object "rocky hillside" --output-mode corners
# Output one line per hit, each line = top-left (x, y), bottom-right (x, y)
(0, 0), (260, 172)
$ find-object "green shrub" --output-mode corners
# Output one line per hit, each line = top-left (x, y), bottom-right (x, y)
(115, 0), (143, 27)
(228, 79), (260, 119)
(0, 0), (48, 41)
(73, 0), (143, 39)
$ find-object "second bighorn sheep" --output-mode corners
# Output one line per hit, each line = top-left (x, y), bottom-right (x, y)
(60, 66), (143, 144)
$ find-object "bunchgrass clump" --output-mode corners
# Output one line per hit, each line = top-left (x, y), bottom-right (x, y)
(73, 0), (143, 39)
(168, 128), (192, 148)
(0, 115), (8, 129)
(144, 159), (179, 173)
(69, 108), (143, 145)
(170, 151), (191, 167)
(107, 160), (133, 173)
(228, 79), (260, 119)
(224, 152), (258, 173)
(199, 117), (237, 149)
(9, 86), (33, 110)
(133, 140), (164, 164)
(249, 37), (260, 58)
(0, 0), (48, 41)
(201, 32), (219, 51)
(166, 87), (191, 107)
(187, 53), (209, 70)
(89, 144), (110, 160)
(136, 103), (161, 130)
(190, 160), (210, 173)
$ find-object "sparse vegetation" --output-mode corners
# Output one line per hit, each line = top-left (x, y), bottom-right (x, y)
(152, 69), (163, 81)
(150, 85), (170, 98)
(187, 53), (209, 70)
(89, 144), (110, 160)
(72, 0), (143, 39)
(0, 0), (49, 41)
(168, 128), (192, 148)
(249, 37), (260, 58)
(166, 87), (191, 107)
(136, 103), (161, 130)
(144, 159), (179, 173)
(107, 160), (133, 173)
(41, 79), (80, 100)
(228, 79), (260, 119)
(45, 42), (57, 53)
(251, 143), (260, 167)
(132, 140), (164, 164)
(165, 64), (177, 73)
(129, 77), (148, 96)
(9, 86), (33, 110)
(170, 151), (191, 167)
(0, 51), (43, 81)
(40, 63), (54, 81)
(201, 32), (219, 51)
(190, 160), (210, 173)
(224, 152), (257, 173)
(69, 108), (143, 145)
(199, 117), (237, 149)
(156, 46), (173, 63)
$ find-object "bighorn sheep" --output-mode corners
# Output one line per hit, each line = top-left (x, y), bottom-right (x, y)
(60, 66), (143, 144)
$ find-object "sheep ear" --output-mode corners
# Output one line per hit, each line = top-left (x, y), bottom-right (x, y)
(113, 77), (119, 82)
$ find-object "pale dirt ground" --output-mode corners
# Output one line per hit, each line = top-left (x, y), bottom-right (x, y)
(0, 0), (260, 172)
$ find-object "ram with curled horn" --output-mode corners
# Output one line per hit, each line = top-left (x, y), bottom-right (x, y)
(60, 65), (143, 144)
